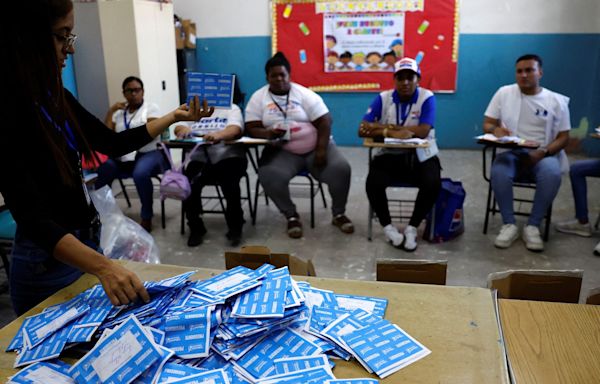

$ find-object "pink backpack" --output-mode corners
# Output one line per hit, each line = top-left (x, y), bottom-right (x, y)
(159, 142), (203, 201)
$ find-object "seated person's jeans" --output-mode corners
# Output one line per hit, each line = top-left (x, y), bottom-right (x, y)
(9, 228), (101, 316)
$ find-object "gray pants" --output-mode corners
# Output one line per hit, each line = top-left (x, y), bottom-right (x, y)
(258, 142), (351, 218)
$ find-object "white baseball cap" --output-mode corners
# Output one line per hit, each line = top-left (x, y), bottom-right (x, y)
(394, 57), (421, 77)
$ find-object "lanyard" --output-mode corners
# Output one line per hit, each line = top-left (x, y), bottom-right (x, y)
(269, 92), (290, 120)
(123, 107), (140, 129)
(395, 102), (413, 127)
(40, 105), (79, 154)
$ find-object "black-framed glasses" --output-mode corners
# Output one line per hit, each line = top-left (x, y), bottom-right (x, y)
(123, 87), (143, 95)
(53, 33), (77, 48)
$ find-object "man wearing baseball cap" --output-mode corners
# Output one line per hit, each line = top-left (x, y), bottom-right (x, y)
(483, 54), (570, 252)
(359, 57), (441, 251)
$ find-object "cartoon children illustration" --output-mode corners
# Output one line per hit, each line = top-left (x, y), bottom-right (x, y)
(389, 38), (404, 59)
(382, 51), (396, 71)
(339, 51), (353, 71)
(365, 52), (383, 71)
(352, 52), (366, 71)
(325, 35), (337, 56)
(326, 51), (339, 71)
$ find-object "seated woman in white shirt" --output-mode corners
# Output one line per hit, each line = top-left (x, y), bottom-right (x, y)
(95, 76), (169, 232)
(244, 52), (354, 239)
(174, 82), (247, 247)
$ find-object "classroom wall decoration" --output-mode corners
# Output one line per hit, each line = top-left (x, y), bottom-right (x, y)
(272, 0), (460, 92)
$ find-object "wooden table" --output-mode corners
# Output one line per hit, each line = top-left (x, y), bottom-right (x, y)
(499, 299), (600, 384)
(0, 261), (509, 384)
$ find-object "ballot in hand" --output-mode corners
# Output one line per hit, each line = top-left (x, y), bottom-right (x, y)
(272, 121), (291, 141)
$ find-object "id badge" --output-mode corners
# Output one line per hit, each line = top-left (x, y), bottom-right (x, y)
(281, 120), (291, 141)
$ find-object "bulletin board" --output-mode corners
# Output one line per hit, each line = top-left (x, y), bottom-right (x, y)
(272, 0), (460, 92)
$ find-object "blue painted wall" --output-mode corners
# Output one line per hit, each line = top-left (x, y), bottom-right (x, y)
(197, 34), (600, 153)
(62, 55), (78, 98)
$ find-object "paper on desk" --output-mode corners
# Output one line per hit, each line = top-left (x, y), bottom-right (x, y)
(231, 268), (291, 318)
(23, 298), (89, 348)
(69, 315), (162, 384)
(334, 294), (387, 318)
(383, 138), (428, 145)
(476, 133), (525, 144)
(14, 327), (71, 368)
(255, 365), (335, 384)
(164, 307), (212, 358)
(273, 355), (331, 375)
(325, 379), (379, 384)
(191, 265), (272, 300)
(168, 369), (230, 384)
(300, 286), (339, 309)
(8, 361), (75, 384)
(155, 362), (207, 384)
(234, 136), (271, 144)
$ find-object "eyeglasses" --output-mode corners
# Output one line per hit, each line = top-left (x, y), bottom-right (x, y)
(123, 87), (143, 95)
(53, 32), (77, 48)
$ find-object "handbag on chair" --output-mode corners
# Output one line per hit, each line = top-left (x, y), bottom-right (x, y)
(158, 142), (203, 201)
(425, 178), (466, 242)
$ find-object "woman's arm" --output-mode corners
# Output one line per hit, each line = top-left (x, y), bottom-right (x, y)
(312, 113), (332, 167)
(245, 121), (284, 139)
(54, 234), (150, 306)
(104, 102), (126, 130)
(204, 125), (242, 142)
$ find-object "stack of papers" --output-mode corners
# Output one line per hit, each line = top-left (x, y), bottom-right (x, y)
(475, 133), (524, 144)
(7, 266), (430, 383)
(383, 138), (428, 145)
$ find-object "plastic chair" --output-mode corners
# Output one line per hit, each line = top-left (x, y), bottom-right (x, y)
(487, 269), (583, 303)
(117, 176), (166, 229)
(482, 145), (552, 241)
(376, 259), (447, 285)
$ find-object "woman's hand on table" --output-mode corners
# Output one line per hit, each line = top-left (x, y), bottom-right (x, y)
(95, 259), (150, 306)
(174, 125), (192, 139)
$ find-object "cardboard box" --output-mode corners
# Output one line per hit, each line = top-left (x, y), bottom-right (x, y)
(225, 245), (316, 276)
(181, 19), (196, 49)
(376, 259), (447, 285)
(488, 269), (583, 303)
(174, 25), (184, 50)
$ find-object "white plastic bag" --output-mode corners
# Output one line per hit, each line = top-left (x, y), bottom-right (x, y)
(90, 186), (160, 264)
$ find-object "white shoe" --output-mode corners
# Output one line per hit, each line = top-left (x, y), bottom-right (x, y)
(494, 224), (519, 249)
(594, 241), (600, 256)
(555, 219), (592, 237)
(523, 225), (544, 252)
(403, 225), (418, 252)
(384, 224), (404, 248)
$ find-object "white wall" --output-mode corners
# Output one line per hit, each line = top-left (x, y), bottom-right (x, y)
(173, 0), (600, 37)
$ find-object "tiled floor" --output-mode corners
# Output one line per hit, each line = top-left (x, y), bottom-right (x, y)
(1, 147), (599, 327)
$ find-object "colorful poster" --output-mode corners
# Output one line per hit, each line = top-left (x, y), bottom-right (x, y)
(323, 13), (405, 73)
(272, 0), (459, 92)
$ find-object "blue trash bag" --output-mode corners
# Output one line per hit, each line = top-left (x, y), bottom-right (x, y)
(424, 178), (465, 243)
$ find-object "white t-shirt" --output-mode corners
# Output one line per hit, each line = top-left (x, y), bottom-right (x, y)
(245, 82), (329, 155)
(517, 93), (548, 143)
(112, 101), (160, 160)
(187, 105), (245, 164)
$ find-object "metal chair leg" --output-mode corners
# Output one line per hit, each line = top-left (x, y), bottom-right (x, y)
(318, 181), (327, 208)
(307, 176), (315, 228)
(544, 204), (552, 242)
(595, 213), (600, 230)
(367, 204), (373, 241)
(483, 182), (493, 235)
(118, 178), (132, 208)
(161, 199), (166, 229)
(244, 174), (255, 226)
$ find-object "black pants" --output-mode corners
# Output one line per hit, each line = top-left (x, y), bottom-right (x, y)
(184, 157), (247, 235)
(366, 153), (441, 228)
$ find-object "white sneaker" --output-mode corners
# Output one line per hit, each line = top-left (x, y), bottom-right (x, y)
(594, 241), (600, 257)
(403, 225), (418, 252)
(555, 219), (592, 237)
(494, 224), (519, 249)
(523, 225), (544, 252)
(384, 224), (404, 248)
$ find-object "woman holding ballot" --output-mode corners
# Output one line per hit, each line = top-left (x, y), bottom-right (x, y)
(0, 0), (212, 315)
(174, 81), (247, 248)
(245, 52), (354, 239)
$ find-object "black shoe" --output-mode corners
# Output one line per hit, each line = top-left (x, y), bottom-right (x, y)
(187, 222), (207, 247)
(226, 231), (242, 247)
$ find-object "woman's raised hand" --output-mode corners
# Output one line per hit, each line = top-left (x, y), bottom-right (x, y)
(174, 96), (214, 122)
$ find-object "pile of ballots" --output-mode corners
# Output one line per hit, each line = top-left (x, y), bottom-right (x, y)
(6, 265), (430, 383)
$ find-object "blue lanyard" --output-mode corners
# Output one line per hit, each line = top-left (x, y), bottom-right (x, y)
(39, 105), (79, 154)
(395, 102), (413, 126)
(122, 107), (140, 130)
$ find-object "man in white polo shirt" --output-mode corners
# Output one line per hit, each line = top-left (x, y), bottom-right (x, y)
(483, 54), (570, 251)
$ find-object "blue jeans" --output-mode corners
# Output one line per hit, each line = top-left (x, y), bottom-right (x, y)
(569, 159), (600, 222)
(9, 228), (101, 316)
(491, 149), (562, 227)
(95, 150), (169, 220)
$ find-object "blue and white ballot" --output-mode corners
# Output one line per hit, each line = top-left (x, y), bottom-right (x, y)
(231, 268), (290, 318)
(273, 355), (330, 375)
(164, 307), (212, 358)
(14, 327), (71, 368)
(233, 328), (322, 380)
(8, 361), (75, 384)
(22, 298), (89, 348)
(325, 379), (379, 384)
(167, 368), (230, 384)
(186, 72), (235, 109)
(69, 315), (163, 384)
(341, 319), (431, 378)
(155, 362), (207, 383)
(301, 286), (339, 309)
(255, 366), (335, 384)
(334, 293), (388, 318)
(192, 265), (270, 300)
